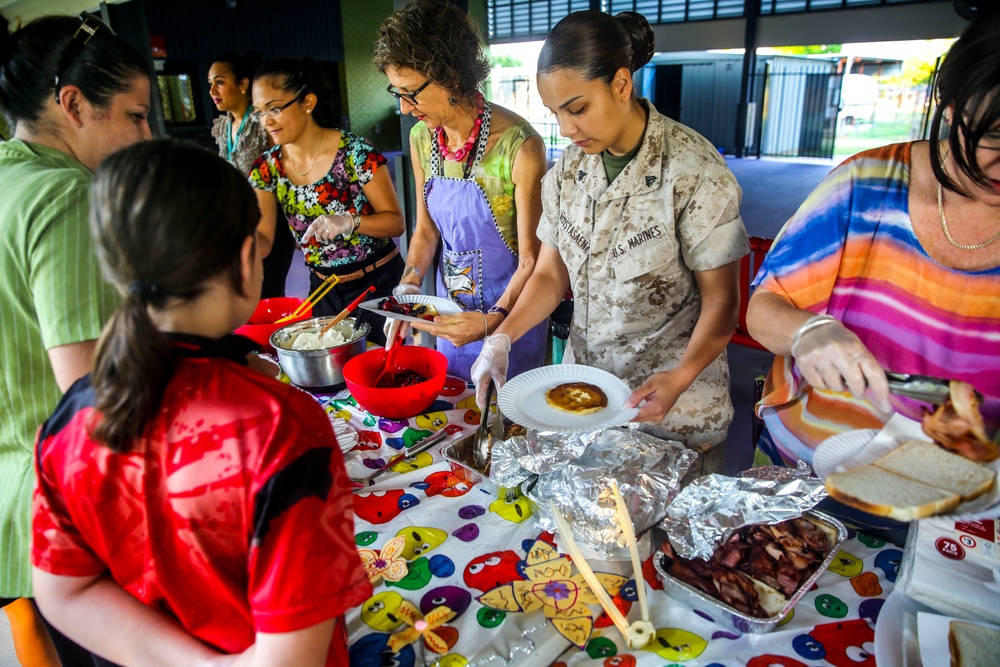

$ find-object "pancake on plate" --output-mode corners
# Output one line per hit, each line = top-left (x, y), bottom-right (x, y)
(545, 381), (608, 415)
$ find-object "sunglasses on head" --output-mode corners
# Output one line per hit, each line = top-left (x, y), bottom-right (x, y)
(54, 13), (116, 99)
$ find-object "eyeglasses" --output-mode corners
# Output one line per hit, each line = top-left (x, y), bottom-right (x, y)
(54, 14), (116, 98)
(386, 79), (431, 106)
(251, 95), (304, 122)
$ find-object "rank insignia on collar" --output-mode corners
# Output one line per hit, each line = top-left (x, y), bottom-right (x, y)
(646, 175), (657, 187)
(578, 169), (586, 182)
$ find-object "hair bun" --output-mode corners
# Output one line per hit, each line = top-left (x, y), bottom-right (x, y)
(615, 11), (655, 72)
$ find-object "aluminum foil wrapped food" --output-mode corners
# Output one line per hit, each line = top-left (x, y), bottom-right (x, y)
(490, 426), (697, 559)
(658, 462), (828, 561)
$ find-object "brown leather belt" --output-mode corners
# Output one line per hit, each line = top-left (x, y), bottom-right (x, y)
(311, 247), (399, 284)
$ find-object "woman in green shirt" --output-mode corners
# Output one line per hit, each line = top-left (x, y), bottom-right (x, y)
(0, 12), (151, 665)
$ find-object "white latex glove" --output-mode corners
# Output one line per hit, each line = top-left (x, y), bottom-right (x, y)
(301, 213), (354, 244)
(383, 317), (410, 349)
(471, 333), (511, 410)
(392, 282), (421, 297)
(791, 315), (891, 411)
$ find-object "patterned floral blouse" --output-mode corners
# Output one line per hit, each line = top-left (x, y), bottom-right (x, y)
(248, 131), (391, 269)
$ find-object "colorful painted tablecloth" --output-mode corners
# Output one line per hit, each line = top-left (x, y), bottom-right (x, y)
(319, 379), (900, 667)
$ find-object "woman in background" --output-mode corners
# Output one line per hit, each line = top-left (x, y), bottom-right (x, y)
(209, 51), (295, 299)
(472, 10), (748, 474)
(249, 58), (404, 345)
(32, 139), (370, 667)
(0, 12), (151, 665)
(374, 0), (548, 381)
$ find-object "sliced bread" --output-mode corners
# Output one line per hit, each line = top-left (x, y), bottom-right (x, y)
(874, 440), (997, 501)
(825, 465), (961, 522)
(949, 620), (1000, 667)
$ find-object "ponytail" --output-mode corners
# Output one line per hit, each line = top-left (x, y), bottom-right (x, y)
(90, 297), (173, 453)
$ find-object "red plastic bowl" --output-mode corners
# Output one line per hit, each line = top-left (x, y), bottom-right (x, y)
(235, 297), (313, 353)
(343, 345), (448, 419)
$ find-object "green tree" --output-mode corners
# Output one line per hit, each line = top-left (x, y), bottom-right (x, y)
(772, 45), (842, 55)
(490, 54), (522, 68)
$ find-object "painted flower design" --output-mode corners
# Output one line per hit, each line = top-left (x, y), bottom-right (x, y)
(387, 603), (456, 655)
(477, 538), (627, 649)
(358, 535), (408, 584)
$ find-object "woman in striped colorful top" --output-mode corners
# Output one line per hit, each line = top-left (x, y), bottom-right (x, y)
(747, 14), (1000, 470)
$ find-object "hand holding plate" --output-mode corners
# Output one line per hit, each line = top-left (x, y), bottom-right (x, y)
(411, 310), (495, 347)
(625, 369), (688, 423)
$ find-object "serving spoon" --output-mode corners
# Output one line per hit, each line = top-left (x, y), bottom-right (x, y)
(375, 323), (406, 388)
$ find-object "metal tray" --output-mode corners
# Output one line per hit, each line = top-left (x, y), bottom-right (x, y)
(652, 511), (847, 634)
(441, 432), (491, 486)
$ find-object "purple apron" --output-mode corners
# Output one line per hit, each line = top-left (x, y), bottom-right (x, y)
(424, 104), (548, 381)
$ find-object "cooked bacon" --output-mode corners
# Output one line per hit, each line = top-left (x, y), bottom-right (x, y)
(659, 518), (833, 618)
(922, 381), (999, 462)
(791, 517), (830, 553)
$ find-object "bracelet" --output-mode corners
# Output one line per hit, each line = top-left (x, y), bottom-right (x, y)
(790, 314), (839, 356)
(479, 311), (489, 341)
(351, 213), (362, 233)
(401, 265), (421, 281)
(487, 305), (509, 319)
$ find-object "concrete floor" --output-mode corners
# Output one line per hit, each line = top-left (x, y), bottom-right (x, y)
(0, 156), (833, 665)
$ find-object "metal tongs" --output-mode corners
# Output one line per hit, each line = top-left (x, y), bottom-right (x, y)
(473, 381), (494, 471)
(353, 428), (449, 490)
(885, 371), (972, 404)
(885, 372), (951, 404)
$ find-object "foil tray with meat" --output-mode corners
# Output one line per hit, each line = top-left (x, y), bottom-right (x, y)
(652, 511), (846, 634)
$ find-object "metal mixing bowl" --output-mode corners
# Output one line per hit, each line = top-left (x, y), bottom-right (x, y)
(270, 316), (370, 389)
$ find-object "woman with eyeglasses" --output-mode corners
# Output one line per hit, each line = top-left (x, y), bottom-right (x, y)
(470, 11), (749, 472)
(248, 58), (404, 345)
(209, 52), (296, 300)
(0, 12), (152, 666)
(374, 0), (549, 381)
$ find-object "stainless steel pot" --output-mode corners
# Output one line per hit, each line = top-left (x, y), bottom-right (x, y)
(270, 316), (370, 389)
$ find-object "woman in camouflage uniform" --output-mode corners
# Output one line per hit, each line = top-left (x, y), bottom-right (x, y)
(471, 10), (749, 473)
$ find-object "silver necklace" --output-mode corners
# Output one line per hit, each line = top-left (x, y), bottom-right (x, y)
(294, 131), (324, 177)
(937, 149), (1000, 250)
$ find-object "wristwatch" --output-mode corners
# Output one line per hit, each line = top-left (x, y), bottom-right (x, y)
(401, 265), (421, 281)
(351, 213), (362, 233)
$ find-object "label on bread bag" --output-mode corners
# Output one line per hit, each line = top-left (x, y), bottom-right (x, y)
(953, 518), (999, 560)
(935, 537), (966, 561)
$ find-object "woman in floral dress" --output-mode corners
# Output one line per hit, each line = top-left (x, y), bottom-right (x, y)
(249, 58), (404, 345)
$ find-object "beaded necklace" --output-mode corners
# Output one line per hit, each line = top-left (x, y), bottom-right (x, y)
(435, 94), (486, 163)
(226, 111), (250, 161)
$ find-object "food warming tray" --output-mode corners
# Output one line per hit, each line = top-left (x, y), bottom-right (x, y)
(652, 511), (847, 634)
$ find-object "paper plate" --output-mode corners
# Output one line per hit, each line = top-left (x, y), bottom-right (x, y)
(812, 429), (880, 480)
(874, 590), (935, 667)
(359, 295), (462, 325)
(814, 425), (1000, 520)
(497, 364), (639, 433)
(332, 418), (359, 452)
